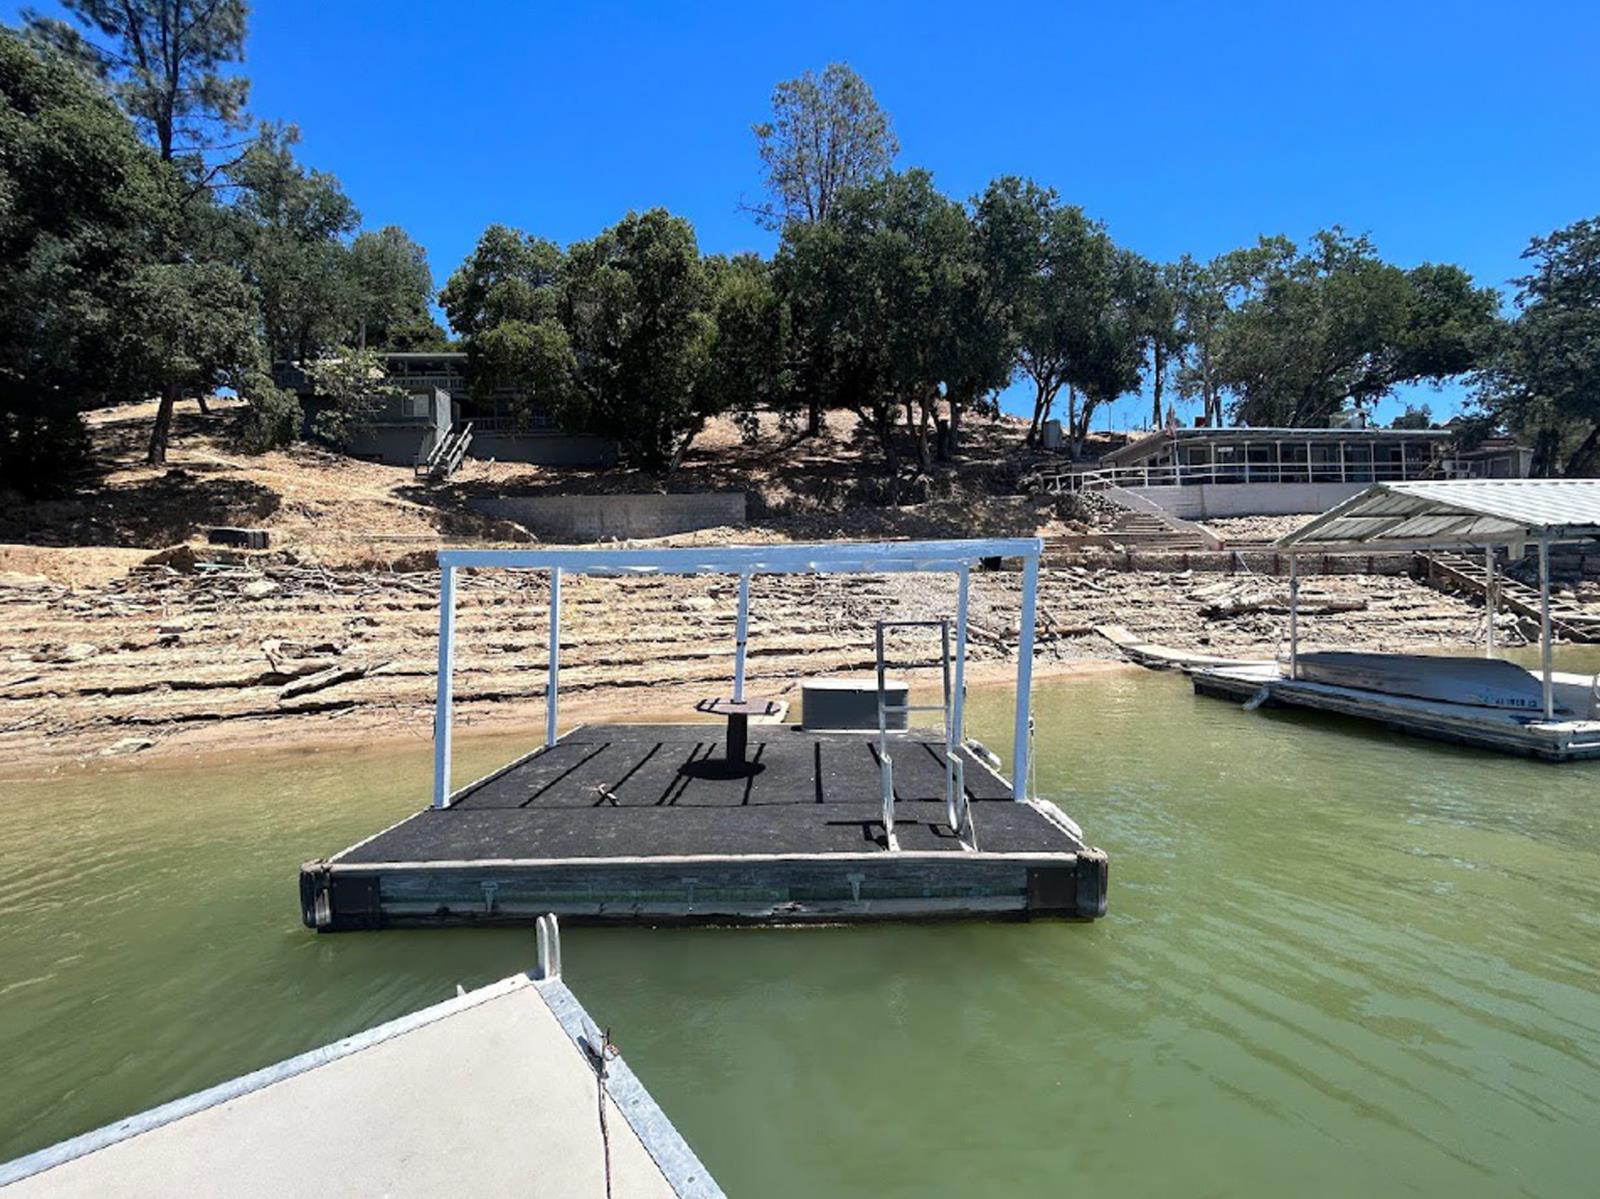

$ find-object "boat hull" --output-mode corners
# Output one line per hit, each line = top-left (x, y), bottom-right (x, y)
(1289, 652), (1568, 715)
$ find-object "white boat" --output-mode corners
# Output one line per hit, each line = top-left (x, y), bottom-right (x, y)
(1289, 652), (1573, 716)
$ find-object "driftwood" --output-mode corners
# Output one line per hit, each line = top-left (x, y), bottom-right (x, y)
(1201, 591), (1368, 619)
(277, 661), (386, 702)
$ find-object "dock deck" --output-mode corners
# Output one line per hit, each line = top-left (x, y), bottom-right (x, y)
(1192, 662), (1600, 761)
(302, 723), (1107, 928)
(0, 950), (722, 1198)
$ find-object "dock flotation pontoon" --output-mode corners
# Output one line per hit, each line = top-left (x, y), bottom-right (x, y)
(301, 539), (1108, 928)
(1191, 480), (1600, 760)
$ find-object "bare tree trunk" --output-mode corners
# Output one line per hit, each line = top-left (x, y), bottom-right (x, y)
(197, 393), (211, 415)
(1028, 380), (1060, 446)
(1151, 344), (1166, 428)
(148, 381), (181, 465)
(1562, 422), (1600, 477)
(806, 393), (822, 438)
(945, 390), (961, 458)
(910, 397), (932, 474)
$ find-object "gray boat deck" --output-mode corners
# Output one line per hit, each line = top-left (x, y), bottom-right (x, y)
(302, 723), (1107, 928)
(1193, 662), (1600, 761)
(0, 968), (721, 1198)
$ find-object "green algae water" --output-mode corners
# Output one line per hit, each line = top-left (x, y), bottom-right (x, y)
(3, 667), (1599, 1197)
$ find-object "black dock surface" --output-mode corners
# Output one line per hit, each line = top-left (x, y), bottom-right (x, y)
(304, 724), (1107, 928)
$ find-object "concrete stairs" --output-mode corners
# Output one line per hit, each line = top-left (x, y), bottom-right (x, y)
(1043, 486), (1222, 565)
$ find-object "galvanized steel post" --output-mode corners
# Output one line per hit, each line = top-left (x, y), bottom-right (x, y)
(1288, 554), (1299, 680)
(1539, 538), (1553, 720)
(952, 565), (970, 743)
(432, 563), (456, 809)
(1012, 552), (1039, 802)
(733, 571), (751, 703)
(546, 567), (562, 747)
(1484, 545), (1497, 658)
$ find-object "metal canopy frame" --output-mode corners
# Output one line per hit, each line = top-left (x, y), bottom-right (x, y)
(430, 539), (1043, 809)
(1274, 481), (1600, 722)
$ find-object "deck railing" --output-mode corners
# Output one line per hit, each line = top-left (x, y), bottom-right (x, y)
(1044, 458), (1485, 493)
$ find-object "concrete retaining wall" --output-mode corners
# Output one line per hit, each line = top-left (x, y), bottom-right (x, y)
(1048, 548), (1418, 576)
(469, 492), (746, 540)
(1121, 481), (1369, 519)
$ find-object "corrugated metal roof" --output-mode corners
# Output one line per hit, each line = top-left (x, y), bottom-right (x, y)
(1276, 480), (1600, 552)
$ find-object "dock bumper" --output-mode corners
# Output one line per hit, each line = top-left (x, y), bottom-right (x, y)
(1025, 848), (1108, 919)
(300, 860), (382, 931)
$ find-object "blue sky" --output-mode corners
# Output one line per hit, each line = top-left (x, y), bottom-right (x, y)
(12, 0), (1599, 427)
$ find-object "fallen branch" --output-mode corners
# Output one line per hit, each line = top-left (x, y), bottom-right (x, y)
(277, 661), (387, 702)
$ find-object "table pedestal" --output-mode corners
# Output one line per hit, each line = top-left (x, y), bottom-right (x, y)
(725, 712), (749, 765)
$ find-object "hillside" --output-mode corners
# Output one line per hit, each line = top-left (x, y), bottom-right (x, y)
(0, 400), (1492, 771)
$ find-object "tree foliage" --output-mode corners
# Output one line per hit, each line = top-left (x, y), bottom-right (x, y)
(973, 178), (1132, 451)
(226, 124), (360, 362)
(24, 0), (249, 164)
(302, 347), (405, 445)
(348, 226), (441, 349)
(119, 259), (260, 463)
(1475, 215), (1600, 475)
(443, 211), (747, 470)
(751, 62), (898, 229)
(777, 169), (1002, 493)
(1212, 230), (1498, 428)
(0, 27), (169, 490)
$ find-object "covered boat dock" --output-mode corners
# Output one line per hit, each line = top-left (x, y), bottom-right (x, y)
(1191, 480), (1600, 760)
(302, 539), (1108, 928)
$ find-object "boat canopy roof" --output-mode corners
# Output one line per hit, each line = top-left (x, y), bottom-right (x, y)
(1276, 480), (1600, 554)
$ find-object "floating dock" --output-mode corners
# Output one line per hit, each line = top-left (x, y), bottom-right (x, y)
(1191, 662), (1600, 761)
(0, 921), (723, 1198)
(302, 722), (1107, 929)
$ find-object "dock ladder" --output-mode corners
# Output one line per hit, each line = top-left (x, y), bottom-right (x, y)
(874, 619), (974, 853)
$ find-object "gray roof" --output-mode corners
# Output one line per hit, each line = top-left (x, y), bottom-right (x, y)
(1276, 480), (1600, 553)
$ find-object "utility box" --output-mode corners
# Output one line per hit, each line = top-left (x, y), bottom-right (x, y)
(800, 678), (909, 731)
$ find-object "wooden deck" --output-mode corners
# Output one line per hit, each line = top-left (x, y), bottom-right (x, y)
(1192, 662), (1600, 761)
(302, 723), (1108, 929)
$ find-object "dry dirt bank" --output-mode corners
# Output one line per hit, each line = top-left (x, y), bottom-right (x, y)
(0, 397), (1500, 774)
(0, 553), (1492, 774)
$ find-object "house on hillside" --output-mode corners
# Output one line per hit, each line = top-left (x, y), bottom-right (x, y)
(274, 352), (617, 470)
(1076, 424), (1531, 518)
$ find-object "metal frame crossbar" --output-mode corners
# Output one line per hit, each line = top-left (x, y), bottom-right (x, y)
(427, 539), (1043, 811)
(873, 620), (973, 852)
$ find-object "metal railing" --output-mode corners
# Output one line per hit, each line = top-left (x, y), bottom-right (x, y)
(874, 619), (971, 852)
(1045, 458), (1476, 493)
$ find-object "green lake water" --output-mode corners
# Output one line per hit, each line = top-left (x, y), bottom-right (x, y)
(3, 663), (1599, 1196)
